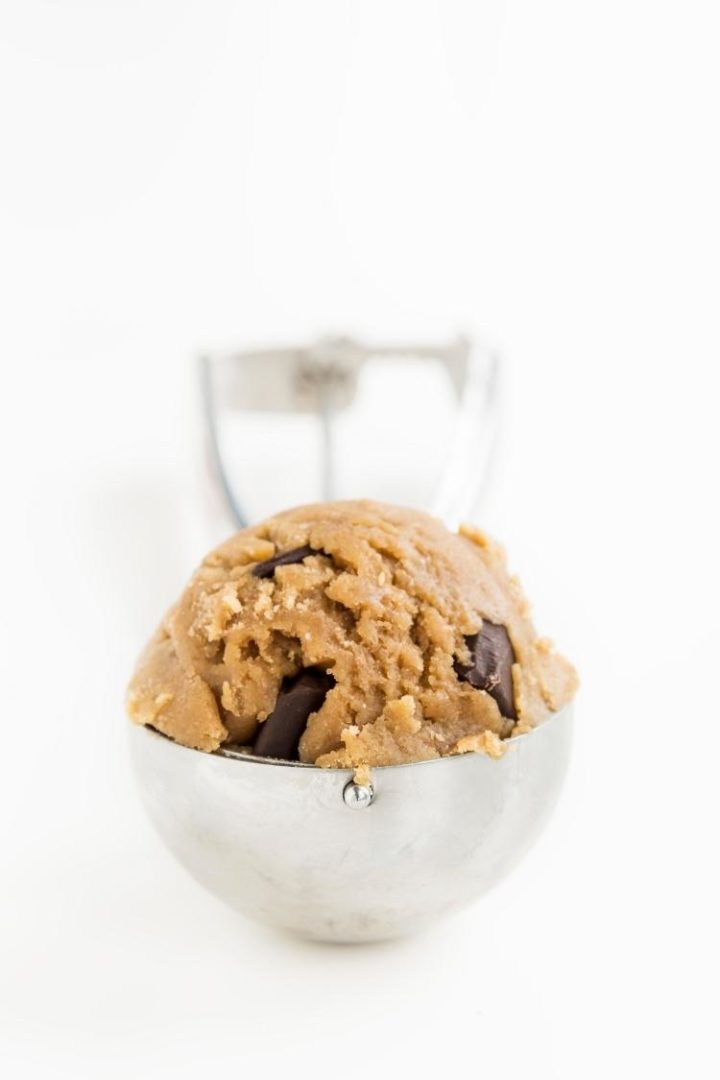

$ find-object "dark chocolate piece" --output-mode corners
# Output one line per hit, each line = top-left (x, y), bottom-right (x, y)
(455, 622), (517, 720)
(252, 545), (320, 579)
(252, 669), (334, 760)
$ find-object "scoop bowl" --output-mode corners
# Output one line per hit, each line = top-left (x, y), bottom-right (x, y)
(129, 706), (573, 943)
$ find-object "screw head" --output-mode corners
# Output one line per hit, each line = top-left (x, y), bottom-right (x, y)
(342, 780), (375, 810)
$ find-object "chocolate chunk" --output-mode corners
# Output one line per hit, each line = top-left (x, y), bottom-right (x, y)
(455, 622), (517, 720)
(252, 669), (334, 760)
(252, 545), (321, 579)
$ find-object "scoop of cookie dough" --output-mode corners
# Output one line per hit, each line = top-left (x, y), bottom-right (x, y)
(127, 501), (577, 767)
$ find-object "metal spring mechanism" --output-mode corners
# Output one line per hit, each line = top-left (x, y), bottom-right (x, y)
(199, 335), (500, 530)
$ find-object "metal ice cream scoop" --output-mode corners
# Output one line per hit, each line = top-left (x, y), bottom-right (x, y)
(129, 333), (571, 943)
(128, 705), (572, 943)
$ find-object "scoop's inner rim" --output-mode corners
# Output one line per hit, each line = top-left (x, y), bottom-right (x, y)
(138, 705), (571, 774)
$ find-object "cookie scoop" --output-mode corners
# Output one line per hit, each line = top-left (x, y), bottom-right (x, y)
(127, 500), (577, 941)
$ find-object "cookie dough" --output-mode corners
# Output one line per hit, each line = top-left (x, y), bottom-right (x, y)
(127, 501), (577, 767)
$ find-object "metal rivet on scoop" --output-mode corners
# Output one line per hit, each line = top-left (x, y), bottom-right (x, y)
(342, 780), (375, 809)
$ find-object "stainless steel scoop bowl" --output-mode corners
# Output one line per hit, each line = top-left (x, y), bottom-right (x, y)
(129, 705), (573, 943)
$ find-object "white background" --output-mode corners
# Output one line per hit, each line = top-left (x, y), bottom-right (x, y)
(1, 2), (719, 1077)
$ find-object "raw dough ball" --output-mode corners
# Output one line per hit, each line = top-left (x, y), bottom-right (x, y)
(127, 501), (577, 767)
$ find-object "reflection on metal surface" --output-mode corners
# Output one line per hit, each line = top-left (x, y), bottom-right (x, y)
(129, 705), (573, 943)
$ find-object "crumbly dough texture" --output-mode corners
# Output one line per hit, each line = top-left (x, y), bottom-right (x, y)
(127, 501), (577, 767)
